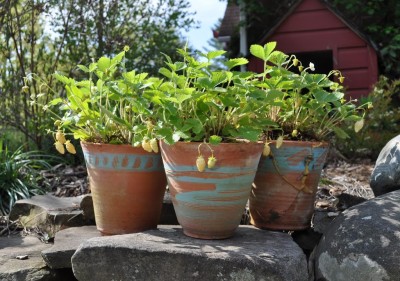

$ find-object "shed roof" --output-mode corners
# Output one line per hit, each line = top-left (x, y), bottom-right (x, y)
(218, 0), (377, 51)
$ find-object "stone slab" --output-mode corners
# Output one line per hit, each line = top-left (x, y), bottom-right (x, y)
(42, 226), (100, 269)
(0, 234), (76, 281)
(72, 225), (308, 281)
(9, 194), (92, 237)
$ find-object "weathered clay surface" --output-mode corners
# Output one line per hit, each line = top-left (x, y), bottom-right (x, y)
(72, 225), (308, 281)
(314, 190), (400, 281)
(370, 135), (400, 196)
(42, 226), (100, 269)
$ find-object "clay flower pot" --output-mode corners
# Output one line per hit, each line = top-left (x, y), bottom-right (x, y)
(250, 141), (328, 230)
(81, 142), (167, 235)
(160, 141), (263, 239)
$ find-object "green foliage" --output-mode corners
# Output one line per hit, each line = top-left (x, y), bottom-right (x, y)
(334, 76), (400, 160)
(44, 0), (196, 76)
(0, 0), (196, 150)
(48, 49), (161, 148)
(0, 1), (62, 150)
(250, 42), (371, 142)
(153, 47), (271, 144)
(0, 144), (57, 215)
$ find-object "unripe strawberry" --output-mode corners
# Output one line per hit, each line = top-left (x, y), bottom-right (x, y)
(196, 155), (206, 172)
(207, 156), (217, 169)
(354, 119), (364, 133)
(22, 85), (29, 93)
(56, 130), (67, 144)
(291, 129), (298, 137)
(276, 136), (284, 149)
(339, 76), (345, 83)
(298, 66), (304, 72)
(65, 140), (76, 154)
(149, 138), (159, 153)
(293, 58), (299, 66)
(263, 143), (271, 156)
(54, 141), (65, 154)
(142, 139), (152, 152)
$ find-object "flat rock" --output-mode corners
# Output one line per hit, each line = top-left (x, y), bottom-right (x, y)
(72, 225), (308, 281)
(314, 190), (400, 281)
(370, 135), (400, 196)
(0, 233), (76, 281)
(9, 194), (93, 237)
(42, 226), (100, 269)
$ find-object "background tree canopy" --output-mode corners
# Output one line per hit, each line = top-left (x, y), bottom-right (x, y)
(0, 0), (196, 150)
(224, 0), (400, 79)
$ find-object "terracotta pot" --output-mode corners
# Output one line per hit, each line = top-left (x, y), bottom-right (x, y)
(250, 141), (328, 230)
(160, 141), (263, 239)
(81, 142), (166, 235)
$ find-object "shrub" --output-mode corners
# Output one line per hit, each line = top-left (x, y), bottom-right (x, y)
(334, 76), (400, 160)
(0, 143), (58, 215)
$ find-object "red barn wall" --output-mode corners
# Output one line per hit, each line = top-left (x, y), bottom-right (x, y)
(248, 0), (378, 99)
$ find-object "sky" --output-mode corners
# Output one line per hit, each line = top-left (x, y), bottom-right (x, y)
(182, 0), (227, 51)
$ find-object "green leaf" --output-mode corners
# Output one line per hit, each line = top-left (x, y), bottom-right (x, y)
(265, 89), (285, 102)
(264, 42), (277, 58)
(112, 51), (125, 65)
(211, 71), (227, 87)
(313, 90), (343, 103)
(206, 50), (226, 60)
(156, 128), (174, 145)
(159, 67), (172, 78)
(224, 58), (249, 70)
(54, 72), (74, 85)
(173, 131), (190, 142)
(97, 57), (111, 72)
(249, 44), (266, 61)
(89, 63), (97, 72)
(48, 98), (63, 106)
(77, 65), (90, 73)
(237, 128), (261, 142)
(332, 126), (349, 139)
(209, 135), (222, 145)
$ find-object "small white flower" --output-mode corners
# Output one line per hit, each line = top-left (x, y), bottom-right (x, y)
(309, 62), (315, 71)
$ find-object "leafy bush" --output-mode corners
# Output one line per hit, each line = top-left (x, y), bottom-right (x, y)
(0, 143), (58, 215)
(334, 76), (400, 160)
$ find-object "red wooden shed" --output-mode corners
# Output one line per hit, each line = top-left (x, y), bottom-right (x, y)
(220, 0), (379, 99)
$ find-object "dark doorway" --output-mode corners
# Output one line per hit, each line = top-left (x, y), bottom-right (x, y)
(290, 50), (333, 75)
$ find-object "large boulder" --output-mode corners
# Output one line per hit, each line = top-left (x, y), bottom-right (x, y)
(370, 135), (400, 196)
(72, 225), (308, 281)
(314, 190), (400, 281)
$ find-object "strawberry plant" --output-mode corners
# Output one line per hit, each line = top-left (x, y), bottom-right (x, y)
(45, 47), (162, 153)
(250, 42), (372, 142)
(149, 47), (276, 146)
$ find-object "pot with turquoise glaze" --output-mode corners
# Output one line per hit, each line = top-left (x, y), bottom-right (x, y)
(82, 142), (167, 235)
(250, 140), (329, 230)
(160, 141), (263, 239)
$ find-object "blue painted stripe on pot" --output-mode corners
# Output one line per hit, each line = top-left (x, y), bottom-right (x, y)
(163, 162), (257, 173)
(83, 152), (164, 172)
(172, 174), (255, 206)
(258, 146), (327, 173)
(173, 174), (255, 185)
